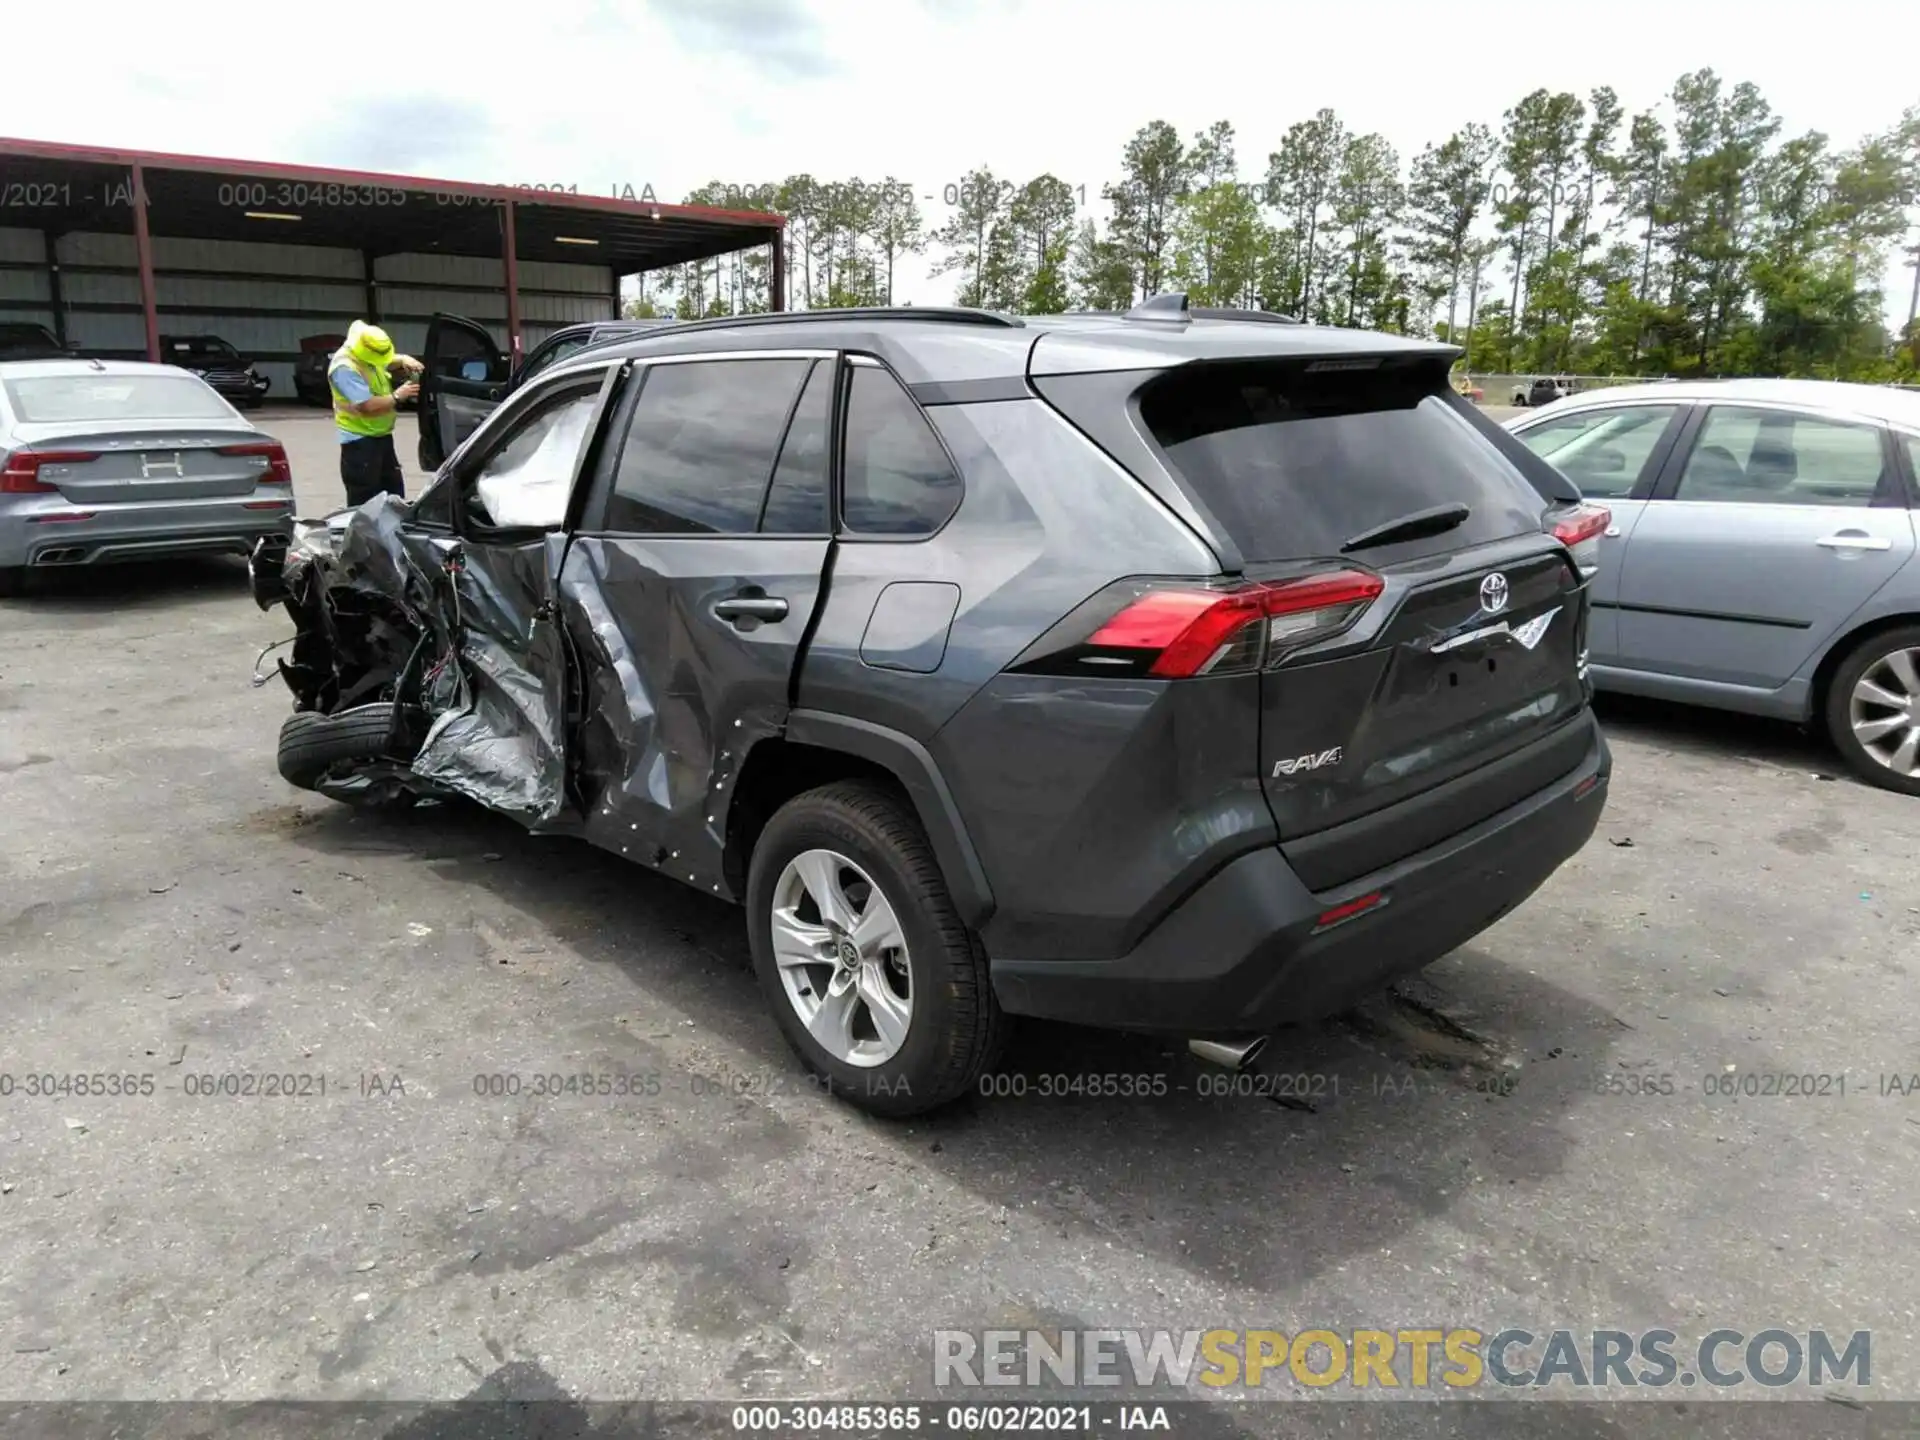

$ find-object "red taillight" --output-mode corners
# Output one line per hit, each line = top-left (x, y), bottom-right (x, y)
(1, 449), (99, 494)
(1550, 502), (1610, 548)
(1549, 502), (1610, 580)
(1087, 569), (1386, 679)
(218, 440), (292, 485)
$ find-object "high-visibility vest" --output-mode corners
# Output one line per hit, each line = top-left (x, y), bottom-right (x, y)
(329, 346), (395, 438)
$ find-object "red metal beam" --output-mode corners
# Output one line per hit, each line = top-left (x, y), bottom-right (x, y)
(502, 200), (522, 363)
(129, 163), (160, 362)
(0, 135), (788, 232)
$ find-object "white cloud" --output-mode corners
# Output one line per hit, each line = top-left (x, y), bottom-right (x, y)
(1, 0), (1914, 323)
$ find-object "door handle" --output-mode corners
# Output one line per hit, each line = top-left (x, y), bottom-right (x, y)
(1816, 532), (1893, 551)
(713, 593), (789, 623)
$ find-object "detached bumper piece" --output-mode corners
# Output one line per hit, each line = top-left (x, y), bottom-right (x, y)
(989, 715), (1610, 1034)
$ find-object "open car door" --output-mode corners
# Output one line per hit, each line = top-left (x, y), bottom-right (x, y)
(418, 313), (511, 473)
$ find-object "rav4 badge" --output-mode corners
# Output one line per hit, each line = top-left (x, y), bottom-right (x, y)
(1272, 746), (1343, 779)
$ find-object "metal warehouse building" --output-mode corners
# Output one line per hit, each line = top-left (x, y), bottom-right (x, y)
(0, 138), (787, 399)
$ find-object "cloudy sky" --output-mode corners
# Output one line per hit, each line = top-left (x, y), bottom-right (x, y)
(2, 0), (1915, 318)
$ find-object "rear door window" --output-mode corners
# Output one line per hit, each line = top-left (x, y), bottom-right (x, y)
(1139, 360), (1545, 562)
(1515, 404), (1680, 498)
(604, 357), (811, 534)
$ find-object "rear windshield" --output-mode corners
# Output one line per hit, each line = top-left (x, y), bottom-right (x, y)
(4, 374), (236, 423)
(1139, 359), (1546, 562)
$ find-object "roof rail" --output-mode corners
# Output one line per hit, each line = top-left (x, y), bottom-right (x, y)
(1123, 292), (1302, 324)
(638, 306), (1024, 338)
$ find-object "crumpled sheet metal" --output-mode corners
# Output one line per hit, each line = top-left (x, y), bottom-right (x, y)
(289, 498), (570, 829)
(557, 539), (668, 822)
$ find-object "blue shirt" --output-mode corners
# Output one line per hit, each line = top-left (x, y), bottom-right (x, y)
(332, 363), (373, 444)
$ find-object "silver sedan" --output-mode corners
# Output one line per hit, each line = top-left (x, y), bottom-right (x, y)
(1507, 377), (1920, 794)
(0, 359), (294, 595)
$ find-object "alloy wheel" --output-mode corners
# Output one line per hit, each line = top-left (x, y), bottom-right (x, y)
(1848, 645), (1920, 778)
(769, 848), (914, 1067)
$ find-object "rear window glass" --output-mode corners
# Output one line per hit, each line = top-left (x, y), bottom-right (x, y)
(1139, 361), (1546, 561)
(3, 374), (236, 423)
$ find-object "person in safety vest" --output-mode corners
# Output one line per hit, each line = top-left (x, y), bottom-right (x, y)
(330, 320), (424, 505)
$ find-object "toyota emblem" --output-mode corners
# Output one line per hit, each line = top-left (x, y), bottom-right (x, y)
(1480, 572), (1510, 613)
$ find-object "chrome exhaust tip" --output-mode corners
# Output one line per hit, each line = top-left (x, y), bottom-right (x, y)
(1189, 1035), (1269, 1071)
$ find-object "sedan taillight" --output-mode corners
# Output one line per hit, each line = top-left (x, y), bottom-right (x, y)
(217, 440), (292, 485)
(1549, 502), (1610, 579)
(1, 449), (100, 494)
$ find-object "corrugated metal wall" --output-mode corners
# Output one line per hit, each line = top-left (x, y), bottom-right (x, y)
(0, 225), (615, 398)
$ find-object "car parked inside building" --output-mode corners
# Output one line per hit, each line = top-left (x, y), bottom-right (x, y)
(0, 359), (294, 595)
(1509, 377), (1920, 793)
(161, 334), (270, 408)
(250, 297), (1612, 1116)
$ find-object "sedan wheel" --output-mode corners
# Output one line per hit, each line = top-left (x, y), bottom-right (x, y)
(1847, 645), (1920, 779)
(1826, 626), (1920, 796)
(769, 847), (914, 1068)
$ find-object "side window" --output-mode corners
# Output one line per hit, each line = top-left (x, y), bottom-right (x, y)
(759, 360), (832, 534)
(840, 361), (963, 536)
(1675, 406), (1887, 507)
(1514, 405), (1677, 499)
(605, 358), (811, 534)
(518, 335), (588, 384)
(465, 383), (601, 530)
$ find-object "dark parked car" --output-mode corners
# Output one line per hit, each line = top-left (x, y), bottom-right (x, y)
(415, 313), (679, 471)
(297, 332), (421, 412)
(161, 334), (270, 408)
(293, 334), (345, 407)
(1513, 376), (1575, 408)
(0, 322), (75, 361)
(250, 295), (1612, 1116)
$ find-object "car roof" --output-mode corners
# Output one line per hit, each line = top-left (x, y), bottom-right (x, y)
(560, 304), (1457, 387)
(1536, 377), (1920, 429)
(0, 358), (209, 379)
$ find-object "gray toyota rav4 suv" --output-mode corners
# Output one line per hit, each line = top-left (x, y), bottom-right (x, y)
(251, 296), (1613, 1116)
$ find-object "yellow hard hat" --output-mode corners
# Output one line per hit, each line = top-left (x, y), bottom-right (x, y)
(347, 320), (395, 369)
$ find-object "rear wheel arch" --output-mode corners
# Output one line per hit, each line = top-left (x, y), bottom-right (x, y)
(1809, 611), (1920, 725)
(725, 715), (995, 928)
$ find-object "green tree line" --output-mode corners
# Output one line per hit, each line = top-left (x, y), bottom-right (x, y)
(627, 70), (1920, 381)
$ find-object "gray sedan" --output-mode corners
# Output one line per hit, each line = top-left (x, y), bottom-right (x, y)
(0, 359), (294, 595)
(1507, 377), (1920, 794)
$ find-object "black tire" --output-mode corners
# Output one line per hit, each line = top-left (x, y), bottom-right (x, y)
(277, 703), (403, 789)
(745, 781), (1007, 1118)
(1823, 624), (1920, 796)
(0, 566), (25, 598)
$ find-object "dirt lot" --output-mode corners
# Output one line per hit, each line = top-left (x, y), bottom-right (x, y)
(2, 409), (1917, 1432)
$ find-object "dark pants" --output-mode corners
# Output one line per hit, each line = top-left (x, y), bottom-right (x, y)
(340, 433), (406, 507)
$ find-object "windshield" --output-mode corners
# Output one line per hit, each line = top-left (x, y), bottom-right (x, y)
(3, 373), (238, 423)
(167, 337), (241, 360)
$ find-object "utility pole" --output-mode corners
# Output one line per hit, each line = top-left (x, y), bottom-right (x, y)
(1906, 241), (1920, 331)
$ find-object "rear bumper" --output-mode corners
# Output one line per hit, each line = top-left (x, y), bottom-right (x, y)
(988, 714), (1610, 1034)
(0, 502), (293, 569)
